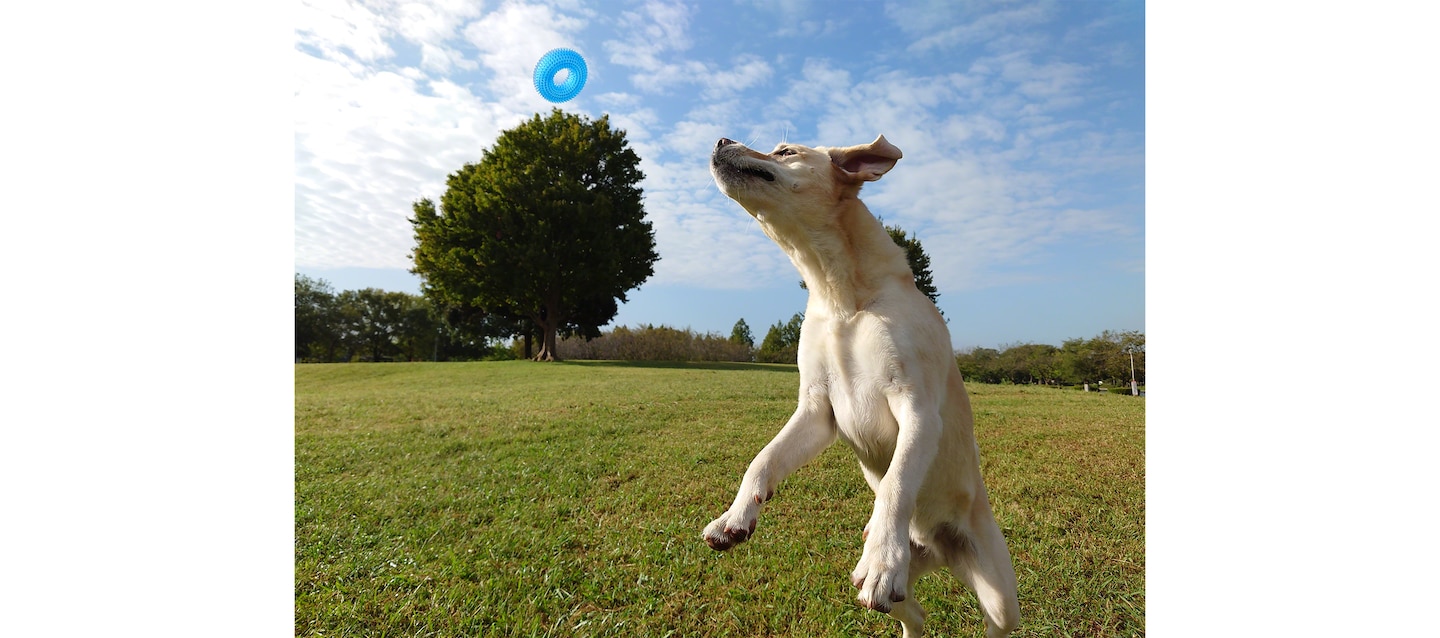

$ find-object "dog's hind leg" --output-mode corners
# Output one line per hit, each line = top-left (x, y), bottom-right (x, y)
(945, 516), (1020, 638)
(887, 540), (942, 638)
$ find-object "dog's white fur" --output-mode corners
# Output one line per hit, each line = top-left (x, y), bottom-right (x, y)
(703, 136), (1020, 638)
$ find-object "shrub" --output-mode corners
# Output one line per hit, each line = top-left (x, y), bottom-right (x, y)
(556, 325), (753, 362)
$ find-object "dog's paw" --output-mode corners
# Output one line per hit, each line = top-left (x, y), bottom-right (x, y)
(851, 540), (911, 613)
(702, 508), (758, 551)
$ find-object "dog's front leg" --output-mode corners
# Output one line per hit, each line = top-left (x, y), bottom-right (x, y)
(703, 398), (836, 551)
(852, 394), (943, 613)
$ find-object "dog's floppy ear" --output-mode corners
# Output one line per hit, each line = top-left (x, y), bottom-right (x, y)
(828, 135), (903, 182)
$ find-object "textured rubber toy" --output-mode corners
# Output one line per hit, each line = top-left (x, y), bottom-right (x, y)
(533, 48), (588, 103)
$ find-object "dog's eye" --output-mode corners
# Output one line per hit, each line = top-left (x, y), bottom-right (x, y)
(774, 148), (797, 157)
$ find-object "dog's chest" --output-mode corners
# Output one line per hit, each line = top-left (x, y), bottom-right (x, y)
(817, 344), (903, 473)
(828, 378), (900, 473)
(803, 312), (917, 473)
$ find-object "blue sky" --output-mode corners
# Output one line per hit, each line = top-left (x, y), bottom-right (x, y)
(294, 0), (1145, 350)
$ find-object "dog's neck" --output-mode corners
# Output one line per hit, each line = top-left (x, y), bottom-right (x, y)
(762, 197), (913, 318)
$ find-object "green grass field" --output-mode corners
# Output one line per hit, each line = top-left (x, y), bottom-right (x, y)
(296, 361), (1144, 637)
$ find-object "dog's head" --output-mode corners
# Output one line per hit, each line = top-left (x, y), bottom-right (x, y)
(709, 135), (902, 225)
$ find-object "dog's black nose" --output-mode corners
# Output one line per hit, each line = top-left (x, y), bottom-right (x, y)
(716, 138), (735, 150)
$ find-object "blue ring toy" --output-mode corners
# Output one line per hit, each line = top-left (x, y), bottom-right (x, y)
(533, 48), (588, 103)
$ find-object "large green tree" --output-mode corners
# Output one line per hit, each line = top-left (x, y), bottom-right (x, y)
(410, 109), (658, 361)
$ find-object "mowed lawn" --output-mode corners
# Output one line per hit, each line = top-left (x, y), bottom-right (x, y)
(295, 361), (1144, 637)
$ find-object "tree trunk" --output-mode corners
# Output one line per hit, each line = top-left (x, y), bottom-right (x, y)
(523, 332), (533, 359)
(532, 300), (562, 362)
(534, 324), (559, 361)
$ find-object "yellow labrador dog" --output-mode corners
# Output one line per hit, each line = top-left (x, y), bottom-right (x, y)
(704, 136), (1020, 638)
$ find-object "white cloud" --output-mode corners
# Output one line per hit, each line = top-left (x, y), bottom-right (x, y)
(462, 1), (588, 111)
(295, 0), (484, 71)
(296, 0), (393, 61)
(701, 54), (773, 99)
(392, 0), (481, 45)
(633, 147), (800, 289)
(940, 112), (1007, 144)
(779, 19), (844, 38)
(885, 0), (1057, 52)
(643, 196), (793, 288)
(292, 0), (1142, 303)
(603, 102), (659, 140)
(294, 28), (528, 269)
(660, 120), (730, 162)
(758, 55), (1138, 294)
(603, 1), (772, 98)
(604, 1), (692, 72)
(777, 59), (852, 113)
(632, 0), (694, 52)
(991, 53), (1090, 108)
(295, 0), (623, 271)
(734, 0), (843, 37)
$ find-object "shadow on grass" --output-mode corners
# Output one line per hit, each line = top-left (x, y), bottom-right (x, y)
(559, 359), (798, 373)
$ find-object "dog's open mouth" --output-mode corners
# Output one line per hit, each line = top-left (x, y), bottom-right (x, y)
(712, 157), (777, 185)
(712, 140), (778, 185)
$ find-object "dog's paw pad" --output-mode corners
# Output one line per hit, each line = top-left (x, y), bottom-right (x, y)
(865, 599), (893, 613)
(702, 512), (757, 551)
(851, 545), (910, 613)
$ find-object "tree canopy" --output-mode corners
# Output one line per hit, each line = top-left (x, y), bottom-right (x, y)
(729, 318), (754, 348)
(293, 275), (1144, 380)
(410, 109), (658, 361)
(293, 274), (500, 363)
(956, 330), (1145, 386)
(757, 313), (804, 364)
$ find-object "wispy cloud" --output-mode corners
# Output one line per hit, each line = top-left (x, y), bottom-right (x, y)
(294, 0), (549, 270)
(463, 2), (592, 110)
(294, 0), (1143, 303)
(752, 44), (1134, 292)
(603, 1), (773, 98)
(294, 50), (523, 269)
(736, 0), (844, 37)
(295, 0), (483, 71)
(295, 0), (394, 67)
(885, 0), (1058, 53)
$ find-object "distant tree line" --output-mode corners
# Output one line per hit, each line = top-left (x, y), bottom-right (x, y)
(556, 325), (752, 362)
(748, 315), (1144, 386)
(299, 273), (1144, 383)
(295, 274), (512, 362)
(755, 314), (804, 364)
(955, 330), (1145, 386)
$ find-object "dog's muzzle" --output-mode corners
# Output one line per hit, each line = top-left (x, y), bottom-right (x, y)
(712, 138), (776, 183)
